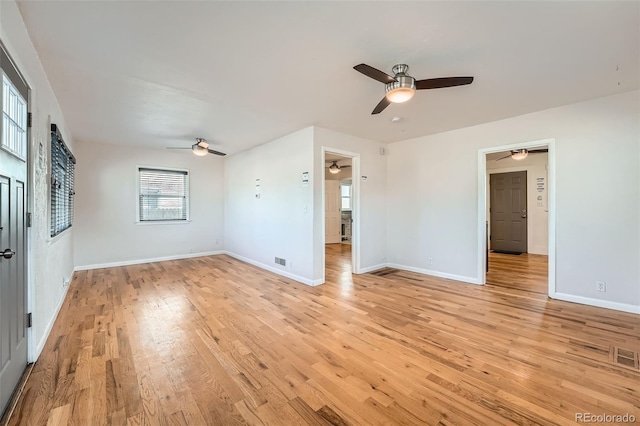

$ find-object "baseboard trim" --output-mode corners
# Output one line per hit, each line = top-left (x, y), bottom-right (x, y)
(223, 251), (321, 287)
(358, 263), (388, 274)
(550, 292), (640, 314)
(73, 251), (225, 271)
(33, 277), (71, 361)
(386, 263), (482, 285)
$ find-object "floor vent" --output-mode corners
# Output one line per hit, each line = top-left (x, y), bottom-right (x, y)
(370, 268), (400, 277)
(369, 268), (424, 282)
(610, 346), (639, 369)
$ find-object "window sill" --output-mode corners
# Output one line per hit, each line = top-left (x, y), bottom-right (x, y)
(47, 226), (73, 246)
(135, 220), (191, 226)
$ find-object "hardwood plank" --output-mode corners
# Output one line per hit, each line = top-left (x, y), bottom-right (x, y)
(6, 246), (640, 425)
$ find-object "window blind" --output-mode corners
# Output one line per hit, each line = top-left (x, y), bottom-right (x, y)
(50, 124), (76, 237)
(138, 168), (188, 221)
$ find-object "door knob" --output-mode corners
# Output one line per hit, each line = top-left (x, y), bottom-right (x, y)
(2, 248), (15, 259)
(521, 209), (527, 218)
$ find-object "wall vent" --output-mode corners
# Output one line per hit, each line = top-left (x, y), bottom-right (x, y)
(275, 257), (286, 266)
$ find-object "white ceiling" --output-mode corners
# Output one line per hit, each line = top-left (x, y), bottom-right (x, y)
(17, 1), (639, 155)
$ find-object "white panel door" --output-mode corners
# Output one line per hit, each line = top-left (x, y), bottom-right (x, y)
(325, 180), (341, 244)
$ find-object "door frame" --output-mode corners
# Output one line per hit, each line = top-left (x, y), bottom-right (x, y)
(477, 138), (556, 296)
(321, 147), (360, 282)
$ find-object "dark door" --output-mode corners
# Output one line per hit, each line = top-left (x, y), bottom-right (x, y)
(1, 47), (29, 415)
(490, 171), (527, 253)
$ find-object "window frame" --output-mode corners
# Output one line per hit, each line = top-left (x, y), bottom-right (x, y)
(1, 73), (28, 161)
(341, 182), (352, 212)
(49, 123), (76, 238)
(136, 165), (191, 225)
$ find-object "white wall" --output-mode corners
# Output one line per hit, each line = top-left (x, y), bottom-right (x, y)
(388, 91), (640, 309)
(224, 127), (316, 284)
(313, 127), (387, 279)
(1, 0), (76, 359)
(74, 142), (224, 267)
(487, 153), (548, 255)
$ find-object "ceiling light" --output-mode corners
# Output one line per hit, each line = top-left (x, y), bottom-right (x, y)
(192, 145), (208, 156)
(385, 75), (416, 103)
(511, 149), (528, 160)
(329, 162), (341, 174)
(386, 87), (415, 103)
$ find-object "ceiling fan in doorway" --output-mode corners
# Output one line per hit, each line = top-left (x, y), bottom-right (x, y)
(353, 63), (474, 114)
(326, 161), (351, 174)
(496, 148), (548, 161)
(166, 138), (226, 157)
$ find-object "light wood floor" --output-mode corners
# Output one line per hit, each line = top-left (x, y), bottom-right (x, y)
(6, 245), (640, 425)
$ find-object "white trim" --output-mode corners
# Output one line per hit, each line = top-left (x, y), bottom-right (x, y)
(74, 250), (224, 271)
(550, 292), (640, 315)
(477, 139), (556, 295)
(134, 220), (192, 226)
(321, 147), (361, 281)
(224, 251), (323, 286)
(357, 263), (387, 274)
(387, 263), (482, 285)
(32, 273), (72, 361)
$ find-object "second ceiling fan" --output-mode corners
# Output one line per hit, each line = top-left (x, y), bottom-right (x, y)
(354, 63), (474, 114)
(166, 138), (226, 157)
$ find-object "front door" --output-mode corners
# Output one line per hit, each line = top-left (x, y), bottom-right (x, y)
(325, 180), (341, 244)
(490, 171), (527, 253)
(0, 47), (29, 415)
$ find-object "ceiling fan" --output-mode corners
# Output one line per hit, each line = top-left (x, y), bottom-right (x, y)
(496, 148), (548, 161)
(353, 63), (474, 114)
(326, 161), (351, 174)
(166, 138), (226, 157)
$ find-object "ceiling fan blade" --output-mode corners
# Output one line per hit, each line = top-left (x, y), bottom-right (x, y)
(341, 165), (352, 168)
(166, 147), (192, 150)
(372, 97), (391, 115)
(415, 76), (474, 90)
(528, 149), (548, 154)
(496, 154), (512, 161)
(354, 64), (396, 84)
(207, 148), (226, 156)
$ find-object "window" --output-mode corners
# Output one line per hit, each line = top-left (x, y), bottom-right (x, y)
(50, 124), (76, 237)
(341, 183), (352, 211)
(138, 167), (189, 222)
(2, 74), (27, 159)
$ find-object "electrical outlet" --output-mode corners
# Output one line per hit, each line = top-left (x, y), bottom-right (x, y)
(596, 281), (606, 292)
(215, 239), (219, 245)
(189, 248), (194, 254)
(428, 257), (433, 265)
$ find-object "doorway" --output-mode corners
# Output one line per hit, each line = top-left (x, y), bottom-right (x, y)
(478, 140), (555, 296)
(489, 171), (528, 254)
(321, 148), (360, 284)
(0, 44), (30, 415)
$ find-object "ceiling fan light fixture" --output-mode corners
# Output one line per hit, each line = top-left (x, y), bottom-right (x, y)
(511, 149), (528, 160)
(329, 162), (341, 174)
(192, 145), (208, 156)
(385, 75), (416, 104)
(385, 87), (415, 103)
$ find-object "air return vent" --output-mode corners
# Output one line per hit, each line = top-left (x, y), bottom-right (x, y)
(275, 257), (286, 266)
